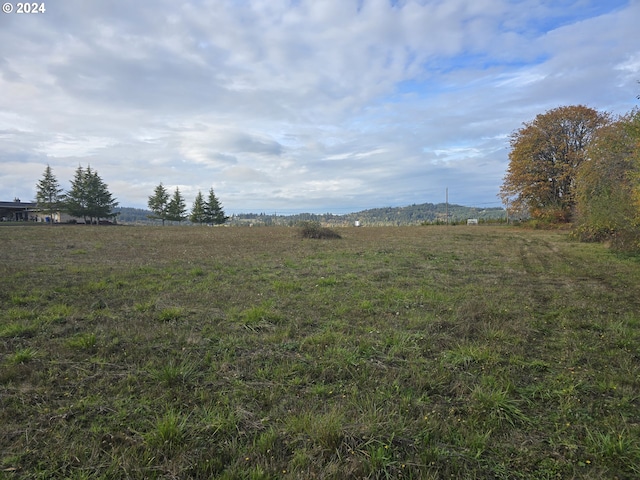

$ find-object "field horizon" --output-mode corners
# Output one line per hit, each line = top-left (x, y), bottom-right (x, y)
(1, 225), (639, 479)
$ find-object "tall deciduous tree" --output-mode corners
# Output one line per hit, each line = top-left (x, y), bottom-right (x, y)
(574, 110), (640, 250)
(167, 187), (187, 223)
(190, 191), (207, 225)
(628, 110), (640, 228)
(500, 105), (609, 222)
(35, 164), (64, 223)
(205, 188), (228, 225)
(148, 183), (170, 225)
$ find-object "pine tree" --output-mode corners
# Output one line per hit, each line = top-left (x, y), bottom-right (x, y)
(84, 167), (119, 223)
(64, 165), (118, 224)
(190, 191), (207, 225)
(205, 188), (228, 225)
(167, 187), (187, 223)
(147, 183), (170, 225)
(35, 164), (64, 223)
(65, 166), (89, 222)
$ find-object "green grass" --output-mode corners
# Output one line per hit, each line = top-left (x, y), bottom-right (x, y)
(1, 224), (639, 478)
(6, 347), (38, 364)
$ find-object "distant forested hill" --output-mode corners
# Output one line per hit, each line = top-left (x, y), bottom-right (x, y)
(341, 203), (505, 226)
(114, 203), (505, 226)
(113, 207), (160, 224)
(230, 203), (506, 226)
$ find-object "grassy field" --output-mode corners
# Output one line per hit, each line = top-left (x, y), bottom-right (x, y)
(1, 225), (639, 479)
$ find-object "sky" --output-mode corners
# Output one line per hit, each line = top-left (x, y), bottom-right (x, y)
(1, 0), (639, 215)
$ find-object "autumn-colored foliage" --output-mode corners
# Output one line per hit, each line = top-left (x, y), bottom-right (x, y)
(500, 105), (609, 222)
(573, 111), (639, 249)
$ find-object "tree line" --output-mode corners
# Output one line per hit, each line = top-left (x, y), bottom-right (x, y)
(147, 184), (228, 225)
(500, 104), (640, 251)
(35, 165), (227, 226)
(36, 165), (118, 224)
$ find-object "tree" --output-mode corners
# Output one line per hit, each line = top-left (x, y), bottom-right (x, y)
(574, 110), (640, 250)
(35, 164), (64, 223)
(84, 167), (119, 223)
(167, 187), (187, 223)
(65, 166), (89, 222)
(64, 165), (118, 224)
(500, 105), (609, 222)
(204, 188), (228, 225)
(190, 191), (207, 225)
(148, 183), (170, 225)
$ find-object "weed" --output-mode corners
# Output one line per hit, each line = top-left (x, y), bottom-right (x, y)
(67, 333), (97, 350)
(8, 347), (38, 364)
(254, 427), (278, 454)
(190, 267), (206, 276)
(365, 441), (396, 479)
(43, 303), (74, 323)
(0, 322), (35, 338)
(240, 303), (281, 327)
(442, 343), (498, 369)
(157, 306), (183, 321)
(471, 385), (529, 427)
(272, 279), (302, 293)
(146, 410), (188, 451)
(151, 359), (197, 386)
(585, 427), (640, 461)
(134, 301), (155, 313)
(10, 293), (39, 305)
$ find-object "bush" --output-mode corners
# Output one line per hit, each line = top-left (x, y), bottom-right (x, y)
(298, 221), (341, 239)
(571, 223), (640, 252)
(571, 224), (615, 243)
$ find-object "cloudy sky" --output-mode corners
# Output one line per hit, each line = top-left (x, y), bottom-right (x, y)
(1, 0), (639, 214)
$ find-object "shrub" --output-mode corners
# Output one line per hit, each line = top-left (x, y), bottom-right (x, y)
(298, 221), (341, 239)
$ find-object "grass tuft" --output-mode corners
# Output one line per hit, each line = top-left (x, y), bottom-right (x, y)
(0, 322), (36, 338)
(67, 333), (97, 350)
(7, 347), (38, 364)
(157, 306), (184, 321)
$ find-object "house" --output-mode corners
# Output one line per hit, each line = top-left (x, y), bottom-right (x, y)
(0, 199), (39, 222)
(0, 199), (112, 224)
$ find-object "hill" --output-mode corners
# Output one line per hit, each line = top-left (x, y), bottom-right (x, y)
(115, 203), (505, 226)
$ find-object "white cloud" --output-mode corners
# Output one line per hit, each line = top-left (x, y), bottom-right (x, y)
(1, 0), (638, 213)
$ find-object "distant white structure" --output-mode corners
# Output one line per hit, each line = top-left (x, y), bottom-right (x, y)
(354, 220), (360, 227)
(467, 218), (479, 225)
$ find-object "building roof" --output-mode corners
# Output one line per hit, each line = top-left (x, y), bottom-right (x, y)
(0, 201), (38, 209)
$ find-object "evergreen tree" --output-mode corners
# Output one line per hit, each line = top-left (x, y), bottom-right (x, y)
(35, 164), (64, 223)
(84, 166), (119, 223)
(148, 183), (170, 225)
(167, 187), (187, 223)
(190, 191), (207, 225)
(205, 188), (228, 225)
(65, 166), (89, 222)
(64, 165), (118, 224)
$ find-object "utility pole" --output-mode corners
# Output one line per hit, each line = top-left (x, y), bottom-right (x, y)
(445, 187), (449, 225)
